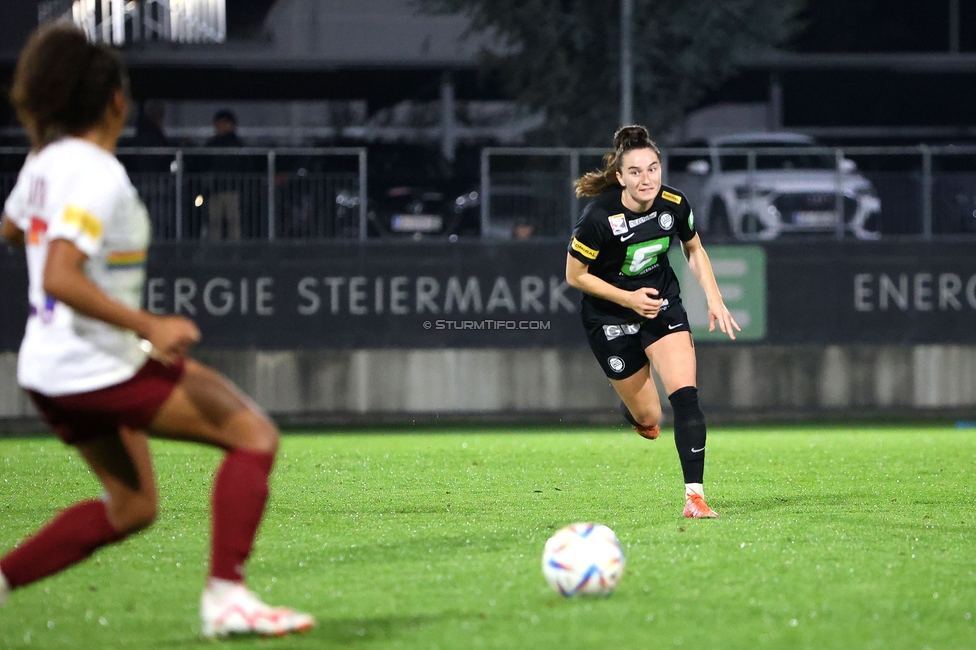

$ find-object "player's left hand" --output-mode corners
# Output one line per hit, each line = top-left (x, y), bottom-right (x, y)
(708, 302), (741, 340)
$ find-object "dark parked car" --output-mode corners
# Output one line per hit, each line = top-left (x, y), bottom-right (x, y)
(334, 144), (481, 239)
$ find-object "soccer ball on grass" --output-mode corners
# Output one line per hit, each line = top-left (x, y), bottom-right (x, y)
(541, 522), (624, 597)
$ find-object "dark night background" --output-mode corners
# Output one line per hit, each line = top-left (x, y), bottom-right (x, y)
(1, 0), (975, 137)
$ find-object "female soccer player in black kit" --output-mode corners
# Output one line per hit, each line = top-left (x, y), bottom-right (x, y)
(566, 125), (740, 518)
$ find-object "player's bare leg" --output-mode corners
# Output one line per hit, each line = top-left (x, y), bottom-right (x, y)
(147, 359), (314, 637)
(77, 427), (159, 533)
(0, 428), (156, 601)
(147, 359), (276, 453)
(610, 364), (662, 440)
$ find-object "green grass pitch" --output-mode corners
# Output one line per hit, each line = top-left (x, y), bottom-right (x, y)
(1, 426), (974, 649)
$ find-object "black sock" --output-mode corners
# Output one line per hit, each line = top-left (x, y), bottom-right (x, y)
(669, 386), (706, 484)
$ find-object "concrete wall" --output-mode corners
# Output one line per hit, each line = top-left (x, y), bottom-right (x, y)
(695, 345), (976, 414)
(3, 345), (975, 428)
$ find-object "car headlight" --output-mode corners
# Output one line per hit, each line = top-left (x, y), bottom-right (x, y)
(335, 190), (360, 208)
(454, 191), (480, 209)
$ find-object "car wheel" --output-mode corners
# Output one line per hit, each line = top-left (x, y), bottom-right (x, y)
(709, 198), (732, 239)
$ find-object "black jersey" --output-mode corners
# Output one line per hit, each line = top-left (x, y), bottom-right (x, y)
(567, 184), (697, 323)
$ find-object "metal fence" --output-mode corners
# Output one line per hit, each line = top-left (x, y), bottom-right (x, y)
(0, 146), (367, 241)
(5, 145), (976, 241)
(480, 146), (976, 240)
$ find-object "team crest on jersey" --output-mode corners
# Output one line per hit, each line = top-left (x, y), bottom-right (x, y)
(659, 212), (674, 230)
(607, 213), (629, 235)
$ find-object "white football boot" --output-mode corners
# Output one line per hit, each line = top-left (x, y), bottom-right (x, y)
(200, 580), (315, 638)
(0, 569), (9, 607)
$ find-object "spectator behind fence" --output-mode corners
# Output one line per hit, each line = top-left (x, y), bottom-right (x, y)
(127, 101), (172, 172)
(126, 101), (174, 236)
(205, 109), (244, 241)
(133, 100), (170, 148)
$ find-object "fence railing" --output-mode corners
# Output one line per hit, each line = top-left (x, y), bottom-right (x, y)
(5, 145), (976, 242)
(0, 147), (368, 242)
(480, 145), (976, 240)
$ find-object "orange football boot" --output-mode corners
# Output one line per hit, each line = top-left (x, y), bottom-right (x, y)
(683, 493), (719, 518)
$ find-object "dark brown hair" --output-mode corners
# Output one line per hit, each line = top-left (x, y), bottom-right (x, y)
(10, 23), (128, 147)
(574, 125), (661, 198)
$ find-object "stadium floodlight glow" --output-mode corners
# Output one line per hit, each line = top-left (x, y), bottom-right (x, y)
(38, 0), (227, 45)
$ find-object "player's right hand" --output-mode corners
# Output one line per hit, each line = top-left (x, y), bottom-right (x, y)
(628, 287), (664, 319)
(145, 315), (201, 362)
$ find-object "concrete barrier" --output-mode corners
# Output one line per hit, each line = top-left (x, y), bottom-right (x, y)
(2, 345), (974, 431)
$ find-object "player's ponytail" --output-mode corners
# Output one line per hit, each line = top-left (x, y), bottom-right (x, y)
(574, 125), (661, 198)
(10, 23), (127, 147)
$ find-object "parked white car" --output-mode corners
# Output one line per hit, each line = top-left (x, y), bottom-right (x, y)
(672, 132), (881, 240)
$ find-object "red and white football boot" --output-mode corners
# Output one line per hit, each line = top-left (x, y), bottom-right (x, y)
(201, 581), (315, 638)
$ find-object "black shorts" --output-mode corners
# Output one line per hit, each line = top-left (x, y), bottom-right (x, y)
(583, 300), (691, 379)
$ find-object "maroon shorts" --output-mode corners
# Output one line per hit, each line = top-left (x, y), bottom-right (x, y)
(28, 358), (185, 445)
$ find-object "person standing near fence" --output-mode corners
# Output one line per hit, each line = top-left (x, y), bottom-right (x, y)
(565, 125), (740, 519)
(126, 100), (174, 236)
(0, 23), (314, 637)
(205, 109), (244, 241)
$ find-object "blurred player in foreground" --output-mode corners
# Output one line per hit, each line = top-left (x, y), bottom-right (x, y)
(566, 125), (740, 518)
(0, 24), (313, 638)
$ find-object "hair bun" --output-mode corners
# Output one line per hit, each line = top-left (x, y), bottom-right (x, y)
(613, 125), (651, 151)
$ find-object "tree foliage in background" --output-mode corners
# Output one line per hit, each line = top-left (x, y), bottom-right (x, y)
(416, 0), (805, 146)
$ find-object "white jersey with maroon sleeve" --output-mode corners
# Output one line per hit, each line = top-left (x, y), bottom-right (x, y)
(4, 138), (150, 396)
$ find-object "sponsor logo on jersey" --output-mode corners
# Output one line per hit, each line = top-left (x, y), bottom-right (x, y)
(661, 190), (682, 204)
(620, 233), (635, 241)
(620, 237), (670, 276)
(659, 212), (674, 230)
(608, 356), (626, 373)
(61, 206), (103, 240)
(628, 212), (657, 228)
(607, 213), (629, 235)
(571, 237), (599, 260)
